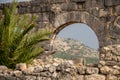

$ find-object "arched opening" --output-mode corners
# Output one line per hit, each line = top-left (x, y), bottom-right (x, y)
(52, 23), (99, 64)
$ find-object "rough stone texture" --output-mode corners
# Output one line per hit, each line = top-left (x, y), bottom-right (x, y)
(105, 0), (120, 7)
(0, 0), (120, 80)
(85, 74), (106, 80)
(0, 0), (120, 48)
(16, 63), (27, 71)
(99, 45), (120, 76)
(0, 45), (119, 80)
(86, 67), (99, 74)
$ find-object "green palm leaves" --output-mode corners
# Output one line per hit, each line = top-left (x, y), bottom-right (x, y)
(0, 2), (51, 68)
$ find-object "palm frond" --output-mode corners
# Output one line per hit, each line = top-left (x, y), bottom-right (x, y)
(0, 1), (52, 68)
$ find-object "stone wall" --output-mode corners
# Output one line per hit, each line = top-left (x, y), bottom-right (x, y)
(0, 0), (120, 80)
(0, 45), (120, 80)
(0, 0), (120, 47)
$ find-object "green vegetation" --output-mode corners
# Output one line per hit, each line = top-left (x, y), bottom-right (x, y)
(85, 57), (99, 64)
(53, 52), (99, 64)
(0, 2), (51, 68)
(53, 52), (79, 60)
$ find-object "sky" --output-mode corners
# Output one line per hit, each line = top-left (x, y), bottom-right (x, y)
(57, 23), (99, 50)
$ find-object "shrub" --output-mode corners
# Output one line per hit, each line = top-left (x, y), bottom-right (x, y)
(0, 2), (51, 68)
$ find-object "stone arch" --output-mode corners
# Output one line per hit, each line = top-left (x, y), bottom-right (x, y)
(50, 11), (104, 48)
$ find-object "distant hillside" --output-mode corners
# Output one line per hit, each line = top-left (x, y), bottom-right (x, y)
(52, 37), (99, 64)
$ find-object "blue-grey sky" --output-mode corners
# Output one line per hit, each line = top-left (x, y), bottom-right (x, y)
(57, 23), (99, 50)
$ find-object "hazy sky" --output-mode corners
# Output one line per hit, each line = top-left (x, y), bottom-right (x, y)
(57, 23), (99, 50)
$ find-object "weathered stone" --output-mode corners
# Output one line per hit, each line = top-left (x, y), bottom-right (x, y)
(13, 70), (22, 77)
(105, 61), (117, 66)
(106, 75), (118, 80)
(0, 0), (120, 80)
(99, 9), (108, 17)
(113, 65), (120, 69)
(51, 4), (62, 13)
(24, 67), (34, 74)
(49, 65), (56, 73)
(4, 76), (18, 80)
(0, 76), (6, 80)
(36, 76), (51, 80)
(100, 53), (105, 60)
(99, 61), (106, 66)
(71, 0), (86, 2)
(117, 56), (120, 62)
(85, 74), (105, 80)
(24, 76), (36, 80)
(115, 5), (120, 15)
(105, 0), (120, 6)
(33, 66), (44, 73)
(0, 66), (8, 71)
(76, 75), (84, 80)
(40, 71), (52, 77)
(76, 67), (86, 74)
(112, 69), (120, 75)
(112, 55), (118, 62)
(50, 0), (66, 3)
(52, 72), (57, 78)
(100, 66), (112, 74)
(61, 3), (78, 11)
(105, 52), (113, 60)
(92, 7), (99, 17)
(0, 0), (120, 47)
(59, 74), (74, 80)
(16, 63), (27, 71)
(86, 67), (99, 74)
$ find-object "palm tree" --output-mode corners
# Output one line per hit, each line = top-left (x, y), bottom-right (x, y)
(0, 1), (51, 68)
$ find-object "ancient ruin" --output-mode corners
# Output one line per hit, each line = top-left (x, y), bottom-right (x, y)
(0, 0), (120, 80)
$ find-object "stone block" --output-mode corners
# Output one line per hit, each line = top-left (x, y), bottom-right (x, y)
(100, 66), (112, 74)
(40, 71), (52, 77)
(51, 0), (66, 3)
(105, 0), (120, 6)
(23, 67), (34, 74)
(13, 70), (22, 77)
(16, 63), (27, 71)
(97, 0), (105, 8)
(86, 67), (99, 74)
(71, 0), (86, 2)
(99, 9), (108, 17)
(61, 3), (77, 11)
(0, 76), (6, 80)
(32, 0), (65, 4)
(112, 69), (120, 75)
(99, 61), (106, 66)
(106, 75), (118, 80)
(115, 5), (120, 15)
(77, 67), (86, 74)
(0, 66), (8, 71)
(99, 53), (105, 60)
(76, 75), (84, 80)
(85, 74), (105, 80)
(105, 61), (117, 66)
(24, 76), (36, 80)
(105, 52), (113, 60)
(92, 7), (99, 17)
